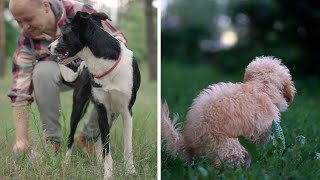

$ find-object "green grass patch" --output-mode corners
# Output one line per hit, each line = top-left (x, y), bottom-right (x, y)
(161, 61), (320, 179)
(0, 63), (157, 179)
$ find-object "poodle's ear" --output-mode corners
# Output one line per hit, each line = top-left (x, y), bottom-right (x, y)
(283, 79), (296, 103)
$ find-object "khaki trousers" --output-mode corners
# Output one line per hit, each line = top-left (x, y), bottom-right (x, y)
(32, 60), (99, 143)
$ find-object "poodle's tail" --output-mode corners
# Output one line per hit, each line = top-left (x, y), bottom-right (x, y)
(161, 101), (187, 159)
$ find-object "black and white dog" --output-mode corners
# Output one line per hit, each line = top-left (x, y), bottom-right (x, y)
(48, 11), (140, 179)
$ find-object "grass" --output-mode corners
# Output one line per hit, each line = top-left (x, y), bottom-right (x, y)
(0, 63), (157, 179)
(161, 61), (320, 179)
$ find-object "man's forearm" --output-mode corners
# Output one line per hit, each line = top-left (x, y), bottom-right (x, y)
(12, 106), (30, 151)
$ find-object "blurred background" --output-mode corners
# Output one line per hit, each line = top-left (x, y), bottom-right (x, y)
(162, 0), (320, 76)
(161, 0), (320, 179)
(161, 0), (320, 117)
(0, 0), (157, 81)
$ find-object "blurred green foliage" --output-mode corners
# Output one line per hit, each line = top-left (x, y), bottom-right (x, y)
(5, 21), (19, 61)
(162, 0), (320, 76)
(118, 1), (152, 63)
(162, 0), (216, 62)
(4, 0), (19, 65)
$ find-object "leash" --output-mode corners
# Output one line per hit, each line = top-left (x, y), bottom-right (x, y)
(93, 52), (122, 79)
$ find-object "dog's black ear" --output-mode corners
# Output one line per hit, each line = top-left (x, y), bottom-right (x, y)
(72, 11), (91, 30)
(74, 11), (91, 19)
(91, 12), (112, 21)
(79, 11), (91, 19)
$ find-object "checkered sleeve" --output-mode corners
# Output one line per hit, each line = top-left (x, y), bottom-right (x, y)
(7, 36), (35, 106)
(101, 20), (128, 47)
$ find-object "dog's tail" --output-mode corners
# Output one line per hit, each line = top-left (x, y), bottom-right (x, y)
(161, 101), (187, 159)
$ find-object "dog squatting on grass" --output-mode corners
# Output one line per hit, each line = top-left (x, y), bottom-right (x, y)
(49, 11), (141, 179)
(162, 56), (296, 168)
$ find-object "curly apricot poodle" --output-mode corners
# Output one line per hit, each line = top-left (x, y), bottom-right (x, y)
(162, 56), (296, 167)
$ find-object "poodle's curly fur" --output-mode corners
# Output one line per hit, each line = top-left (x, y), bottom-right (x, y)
(161, 56), (296, 167)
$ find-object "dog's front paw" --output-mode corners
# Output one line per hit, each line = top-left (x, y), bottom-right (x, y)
(64, 155), (71, 165)
(64, 149), (72, 164)
(103, 154), (113, 180)
(95, 140), (104, 164)
(127, 166), (137, 175)
(103, 166), (113, 180)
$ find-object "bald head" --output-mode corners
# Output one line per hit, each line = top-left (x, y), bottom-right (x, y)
(10, 0), (43, 6)
(9, 0), (55, 38)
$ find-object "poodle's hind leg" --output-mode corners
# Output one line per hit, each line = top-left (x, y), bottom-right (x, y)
(212, 138), (251, 168)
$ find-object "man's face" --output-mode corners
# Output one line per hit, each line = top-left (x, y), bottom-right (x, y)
(10, 0), (50, 37)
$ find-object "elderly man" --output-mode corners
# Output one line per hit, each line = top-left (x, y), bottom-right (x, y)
(8, 0), (127, 153)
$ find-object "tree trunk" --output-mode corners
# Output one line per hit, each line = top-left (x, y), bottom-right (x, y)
(144, 0), (157, 81)
(0, 0), (6, 77)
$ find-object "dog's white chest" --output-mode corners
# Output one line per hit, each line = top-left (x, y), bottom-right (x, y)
(81, 45), (134, 113)
(92, 87), (130, 113)
(91, 64), (133, 113)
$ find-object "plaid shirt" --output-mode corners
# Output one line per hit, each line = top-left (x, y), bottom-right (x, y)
(8, 0), (127, 106)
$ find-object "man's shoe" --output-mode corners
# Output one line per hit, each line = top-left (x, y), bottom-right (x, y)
(76, 135), (94, 154)
(53, 142), (61, 152)
(46, 139), (61, 152)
